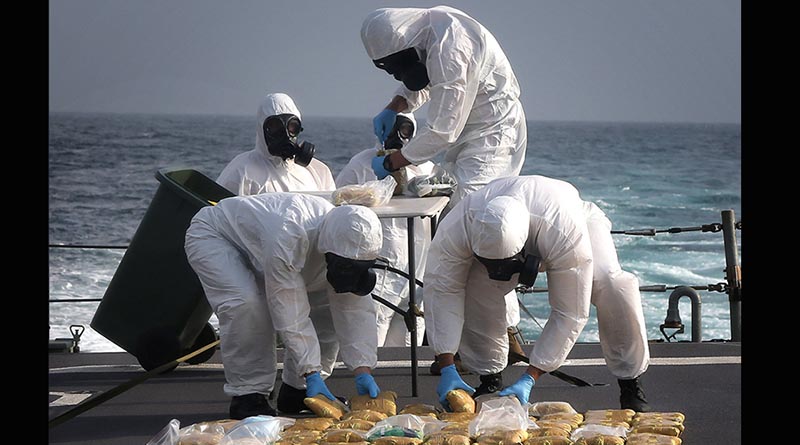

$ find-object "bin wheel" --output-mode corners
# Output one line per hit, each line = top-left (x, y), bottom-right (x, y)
(185, 322), (218, 365)
(136, 327), (181, 373)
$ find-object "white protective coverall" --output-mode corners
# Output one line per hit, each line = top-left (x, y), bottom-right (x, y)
(185, 193), (382, 395)
(217, 92), (336, 195)
(335, 112), (434, 346)
(425, 175), (650, 379)
(212, 93), (337, 394)
(360, 6), (528, 211)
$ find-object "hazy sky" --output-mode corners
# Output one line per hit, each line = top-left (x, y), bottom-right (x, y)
(49, 1), (741, 123)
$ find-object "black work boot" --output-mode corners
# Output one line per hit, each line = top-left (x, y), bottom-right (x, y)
(430, 352), (466, 376)
(229, 393), (276, 420)
(472, 372), (503, 398)
(618, 377), (651, 412)
(277, 383), (308, 414)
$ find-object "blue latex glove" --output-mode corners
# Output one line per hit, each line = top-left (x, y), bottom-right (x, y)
(355, 373), (381, 398)
(305, 372), (336, 401)
(436, 364), (476, 411)
(498, 373), (535, 405)
(371, 155), (391, 180)
(373, 108), (398, 142)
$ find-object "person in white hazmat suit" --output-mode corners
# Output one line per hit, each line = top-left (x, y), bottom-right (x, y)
(335, 112), (433, 346)
(426, 175), (651, 412)
(185, 194), (385, 419)
(216, 92), (336, 195)
(361, 6), (527, 213)
(213, 92), (340, 414)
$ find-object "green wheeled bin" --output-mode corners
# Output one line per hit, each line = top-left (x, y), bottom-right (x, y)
(91, 167), (235, 371)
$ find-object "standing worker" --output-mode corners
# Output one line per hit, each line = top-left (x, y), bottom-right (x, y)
(185, 194), (384, 419)
(361, 5), (528, 370)
(335, 112), (434, 346)
(214, 92), (341, 414)
(426, 175), (651, 412)
(361, 5), (528, 213)
(217, 92), (335, 195)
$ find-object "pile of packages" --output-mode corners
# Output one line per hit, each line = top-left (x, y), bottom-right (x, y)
(147, 391), (685, 445)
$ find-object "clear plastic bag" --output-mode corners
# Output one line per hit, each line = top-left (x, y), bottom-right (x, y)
(146, 418), (180, 445)
(220, 415), (295, 445)
(403, 165), (457, 198)
(366, 413), (446, 441)
(468, 396), (531, 438)
(333, 175), (397, 206)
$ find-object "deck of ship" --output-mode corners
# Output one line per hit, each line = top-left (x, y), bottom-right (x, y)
(48, 341), (740, 444)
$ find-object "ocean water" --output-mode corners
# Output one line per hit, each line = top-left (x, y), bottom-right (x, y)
(48, 112), (742, 352)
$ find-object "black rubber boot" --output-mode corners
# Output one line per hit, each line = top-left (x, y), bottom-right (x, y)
(472, 372), (503, 398)
(277, 383), (308, 414)
(619, 377), (651, 412)
(229, 393), (276, 420)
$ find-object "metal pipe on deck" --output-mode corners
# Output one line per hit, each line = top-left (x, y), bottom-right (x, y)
(721, 210), (742, 341)
(661, 286), (703, 342)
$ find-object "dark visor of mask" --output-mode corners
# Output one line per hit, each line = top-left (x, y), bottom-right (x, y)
(325, 252), (377, 296)
(475, 251), (540, 287)
(264, 114), (302, 138)
(373, 48), (429, 92)
(373, 47), (420, 75)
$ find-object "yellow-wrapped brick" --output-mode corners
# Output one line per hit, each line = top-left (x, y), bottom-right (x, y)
(625, 433), (682, 445)
(322, 429), (366, 443)
(303, 395), (348, 420)
(342, 409), (387, 422)
(526, 427), (570, 438)
(446, 389), (476, 413)
(332, 418), (375, 431)
(523, 437), (574, 445)
(284, 417), (335, 432)
(371, 437), (423, 445)
(572, 435), (624, 445)
(476, 429), (529, 445)
(350, 391), (398, 416)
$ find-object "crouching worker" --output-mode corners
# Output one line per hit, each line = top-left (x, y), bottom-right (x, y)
(426, 175), (651, 412)
(185, 193), (385, 419)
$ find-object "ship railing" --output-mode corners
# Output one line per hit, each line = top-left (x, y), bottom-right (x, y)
(49, 209), (742, 350)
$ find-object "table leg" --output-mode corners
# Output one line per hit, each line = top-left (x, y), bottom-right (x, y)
(407, 216), (418, 397)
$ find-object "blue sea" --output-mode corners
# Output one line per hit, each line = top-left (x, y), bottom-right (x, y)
(48, 112), (742, 352)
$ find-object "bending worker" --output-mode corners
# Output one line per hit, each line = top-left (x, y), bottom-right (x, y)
(426, 175), (651, 412)
(335, 112), (433, 346)
(185, 194), (384, 419)
(214, 92), (339, 414)
(361, 5), (528, 213)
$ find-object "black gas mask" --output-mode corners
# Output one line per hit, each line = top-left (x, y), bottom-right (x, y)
(383, 114), (415, 150)
(373, 47), (430, 92)
(263, 113), (315, 167)
(475, 250), (541, 287)
(325, 252), (377, 296)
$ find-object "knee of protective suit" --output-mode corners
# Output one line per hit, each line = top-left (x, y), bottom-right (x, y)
(214, 296), (261, 324)
(593, 270), (640, 305)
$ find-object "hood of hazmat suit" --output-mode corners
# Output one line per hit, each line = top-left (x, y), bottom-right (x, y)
(216, 92), (335, 195)
(468, 195), (530, 259)
(318, 205), (383, 261)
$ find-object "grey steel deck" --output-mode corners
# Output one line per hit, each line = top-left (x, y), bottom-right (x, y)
(48, 341), (740, 445)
